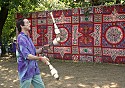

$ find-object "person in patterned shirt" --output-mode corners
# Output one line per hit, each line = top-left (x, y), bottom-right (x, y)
(16, 18), (49, 88)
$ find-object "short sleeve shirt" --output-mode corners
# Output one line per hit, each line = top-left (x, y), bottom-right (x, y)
(17, 32), (40, 82)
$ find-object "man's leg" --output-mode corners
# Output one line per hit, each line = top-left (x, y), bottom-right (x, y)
(32, 74), (45, 88)
(20, 79), (32, 88)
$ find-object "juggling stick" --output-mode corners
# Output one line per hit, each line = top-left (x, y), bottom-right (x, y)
(50, 12), (60, 35)
(50, 12), (61, 43)
(43, 56), (59, 80)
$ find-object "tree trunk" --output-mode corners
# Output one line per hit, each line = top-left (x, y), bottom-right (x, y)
(0, 6), (9, 44)
(116, 0), (121, 4)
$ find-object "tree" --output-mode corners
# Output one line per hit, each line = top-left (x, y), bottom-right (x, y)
(0, 0), (9, 43)
(0, 0), (40, 54)
(0, 0), (40, 44)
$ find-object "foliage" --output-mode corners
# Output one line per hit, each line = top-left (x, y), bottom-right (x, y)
(0, 0), (40, 42)
(60, 0), (125, 7)
(0, 0), (40, 11)
(0, 0), (40, 54)
(35, 0), (70, 11)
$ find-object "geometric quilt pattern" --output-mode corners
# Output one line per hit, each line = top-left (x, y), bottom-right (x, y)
(16, 5), (125, 64)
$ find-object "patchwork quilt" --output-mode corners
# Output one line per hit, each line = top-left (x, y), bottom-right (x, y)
(16, 5), (125, 64)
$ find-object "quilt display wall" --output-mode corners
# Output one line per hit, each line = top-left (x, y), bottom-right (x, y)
(16, 5), (125, 64)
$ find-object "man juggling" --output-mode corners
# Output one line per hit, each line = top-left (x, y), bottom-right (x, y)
(16, 11), (61, 88)
(16, 18), (50, 88)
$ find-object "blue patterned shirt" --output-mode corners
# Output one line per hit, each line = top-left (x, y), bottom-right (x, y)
(17, 32), (40, 82)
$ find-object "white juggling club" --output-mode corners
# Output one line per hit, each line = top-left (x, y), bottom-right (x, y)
(50, 12), (60, 35)
(47, 36), (60, 47)
(52, 38), (60, 45)
(44, 56), (59, 80)
(47, 61), (59, 80)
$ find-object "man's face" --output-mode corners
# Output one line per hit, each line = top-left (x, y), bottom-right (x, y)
(22, 19), (31, 31)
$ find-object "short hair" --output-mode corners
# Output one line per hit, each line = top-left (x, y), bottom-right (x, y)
(16, 18), (25, 33)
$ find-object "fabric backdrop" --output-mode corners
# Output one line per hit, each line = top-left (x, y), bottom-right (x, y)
(16, 4), (125, 64)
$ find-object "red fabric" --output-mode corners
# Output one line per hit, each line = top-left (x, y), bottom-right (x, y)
(16, 5), (125, 64)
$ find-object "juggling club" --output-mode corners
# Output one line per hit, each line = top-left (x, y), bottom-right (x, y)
(44, 56), (59, 80)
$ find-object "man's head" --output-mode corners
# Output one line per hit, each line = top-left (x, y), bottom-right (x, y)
(16, 18), (31, 33)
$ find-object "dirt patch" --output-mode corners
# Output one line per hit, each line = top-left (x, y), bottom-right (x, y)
(0, 56), (125, 88)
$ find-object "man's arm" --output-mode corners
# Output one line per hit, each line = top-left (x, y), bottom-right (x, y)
(27, 54), (50, 65)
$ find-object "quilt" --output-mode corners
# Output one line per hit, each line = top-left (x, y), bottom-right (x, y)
(16, 4), (125, 64)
